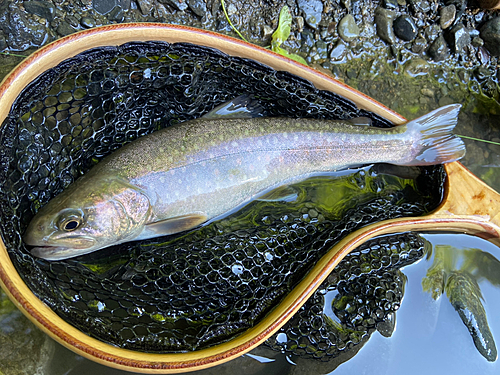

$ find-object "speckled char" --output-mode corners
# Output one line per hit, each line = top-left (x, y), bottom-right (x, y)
(97, 116), (412, 222)
(24, 102), (464, 259)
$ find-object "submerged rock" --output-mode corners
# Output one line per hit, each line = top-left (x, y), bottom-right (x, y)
(393, 14), (418, 41)
(428, 34), (449, 61)
(298, 0), (323, 29)
(375, 7), (397, 44)
(92, 0), (117, 15)
(480, 17), (500, 57)
(23, 1), (55, 21)
(56, 20), (76, 36)
(338, 14), (360, 42)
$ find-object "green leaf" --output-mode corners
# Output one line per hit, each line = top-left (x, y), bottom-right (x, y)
(271, 5), (292, 50)
(274, 46), (308, 65)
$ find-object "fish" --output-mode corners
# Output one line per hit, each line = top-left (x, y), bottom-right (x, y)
(23, 96), (466, 260)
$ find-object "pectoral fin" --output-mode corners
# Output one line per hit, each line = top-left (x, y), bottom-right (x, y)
(256, 186), (299, 202)
(145, 212), (208, 236)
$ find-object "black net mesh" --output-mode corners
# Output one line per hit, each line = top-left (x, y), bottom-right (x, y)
(0, 41), (444, 353)
(266, 232), (427, 360)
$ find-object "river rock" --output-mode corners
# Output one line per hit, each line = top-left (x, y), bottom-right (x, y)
(137, 0), (154, 15)
(480, 17), (500, 57)
(187, 0), (207, 17)
(107, 5), (124, 21)
(298, 0), (323, 29)
(0, 8), (37, 50)
(428, 34), (449, 61)
(92, 0), (116, 14)
(159, 0), (188, 11)
(0, 34), (6, 50)
(375, 7), (397, 44)
(23, 1), (55, 21)
(338, 14), (360, 42)
(383, 0), (398, 9)
(393, 15), (417, 41)
(445, 23), (470, 53)
(56, 20), (76, 36)
(439, 4), (455, 29)
(80, 16), (96, 28)
(330, 40), (347, 61)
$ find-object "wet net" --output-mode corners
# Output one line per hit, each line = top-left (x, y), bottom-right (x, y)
(0, 41), (444, 353)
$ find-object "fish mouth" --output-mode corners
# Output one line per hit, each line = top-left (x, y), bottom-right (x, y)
(29, 237), (97, 261)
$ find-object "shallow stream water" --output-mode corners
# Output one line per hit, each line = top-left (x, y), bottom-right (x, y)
(0, 24), (500, 375)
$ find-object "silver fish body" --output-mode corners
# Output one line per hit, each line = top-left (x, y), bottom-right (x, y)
(24, 103), (465, 260)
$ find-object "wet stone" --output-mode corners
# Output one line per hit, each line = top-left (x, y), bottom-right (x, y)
(411, 36), (427, 53)
(393, 15), (417, 41)
(439, 4), (456, 29)
(375, 7), (397, 44)
(0, 34), (6, 50)
(92, 0), (117, 14)
(480, 17), (500, 57)
(65, 14), (80, 28)
(383, 0), (399, 9)
(107, 5), (124, 21)
(187, 0), (207, 18)
(298, 0), (323, 29)
(23, 1), (55, 21)
(445, 23), (470, 53)
(472, 36), (484, 47)
(330, 40), (347, 61)
(338, 14), (360, 42)
(409, 0), (431, 13)
(160, 0), (188, 11)
(2, 9), (38, 50)
(137, 0), (154, 15)
(80, 16), (96, 28)
(56, 20), (76, 36)
(428, 34), (449, 61)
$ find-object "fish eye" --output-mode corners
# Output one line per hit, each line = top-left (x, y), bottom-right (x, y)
(58, 211), (83, 232)
(63, 220), (80, 231)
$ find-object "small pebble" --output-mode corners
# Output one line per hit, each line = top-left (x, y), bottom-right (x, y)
(330, 40), (347, 61)
(56, 20), (76, 36)
(440, 4), (456, 29)
(421, 88), (434, 97)
(375, 7), (397, 44)
(445, 23), (471, 53)
(80, 16), (96, 28)
(338, 14), (360, 42)
(428, 34), (449, 61)
(393, 15), (417, 41)
(298, 0), (323, 29)
(411, 37), (427, 53)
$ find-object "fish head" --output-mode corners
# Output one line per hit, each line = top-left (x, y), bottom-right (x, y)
(24, 177), (151, 261)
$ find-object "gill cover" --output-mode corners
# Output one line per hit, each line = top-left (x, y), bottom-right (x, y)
(24, 177), (151, 260)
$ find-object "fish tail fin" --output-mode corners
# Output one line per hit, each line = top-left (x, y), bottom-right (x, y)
(403, 104), (465, 166)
